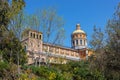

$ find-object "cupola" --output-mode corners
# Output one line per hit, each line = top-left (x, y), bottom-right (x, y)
(71, 24), (87, 49)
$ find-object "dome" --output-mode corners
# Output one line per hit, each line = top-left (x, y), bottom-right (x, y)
(72, 24), (85, 34)
(72, 29), (85, 34)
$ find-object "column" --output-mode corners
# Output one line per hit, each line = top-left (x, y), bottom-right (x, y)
(86, 49), (88, 60)
(82, 39), (84, 46)
(48, 46), (49, 52)
(84, 39), (85, 46)
(58, 48), (60, 54)
(78, 39), (80, 46)
(85, 40), (87, 47)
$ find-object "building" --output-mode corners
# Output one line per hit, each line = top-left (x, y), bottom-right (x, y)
(22, 24), (93, 65)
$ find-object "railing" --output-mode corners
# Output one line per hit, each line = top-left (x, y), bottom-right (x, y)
(27, 50), (80, 61)
(41, 51), (80, 61)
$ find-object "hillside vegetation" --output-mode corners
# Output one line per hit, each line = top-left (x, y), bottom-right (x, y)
(0, 0), (120, 80)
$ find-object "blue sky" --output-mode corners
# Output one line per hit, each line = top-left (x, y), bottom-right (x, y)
(25, 0), (120, 47)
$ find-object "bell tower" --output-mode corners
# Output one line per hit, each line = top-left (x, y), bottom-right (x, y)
(21, 29), (43, 64)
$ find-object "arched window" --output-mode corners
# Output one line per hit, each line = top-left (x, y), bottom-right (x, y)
(31, 33), (32, 37)
(39, 35), (41, 39)
(76, 40), (78, 45)
(80, 40), (82, 45)
(36, 34), (38, 39)
(73, 41), (74, 45)
(33, 34), (35, 38)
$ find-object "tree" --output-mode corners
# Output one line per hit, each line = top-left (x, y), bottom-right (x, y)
(90, 26), (104, 51)
(89, 3), (120, 80)
(89, 26), (105, 73)
(0, 0), (25, 31)
(9, 10), (26, 40)
(0, 31), (27, 65)
(32, 8), (66, 66)
(104, 3), (120, 79)
(0, 0), (26, 76)
(0, 0), (9, 31)
(8, 10), (38, 40)
(36, 8), (65, 45)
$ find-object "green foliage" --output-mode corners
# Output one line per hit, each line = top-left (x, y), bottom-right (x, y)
(21, 60), (106, 80)
(0, 0), (10, 30)
(104, 3), (120, 80)
(30, 66), (49, 79)
(49, 72), (56, 80)
(90, 2), (120, 80)
(0, 31), (27, 65)
(90, 26), (104, 51)
(67, 61), (105, 80)
(0, 1), (26, 79)
(25, 65), (71, 80)
(0, 0), (25, 31)
(0, 62), (19, 79)
(0, 62), (10, 78)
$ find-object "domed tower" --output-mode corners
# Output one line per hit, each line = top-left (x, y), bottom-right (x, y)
(71, 24), (87, 49)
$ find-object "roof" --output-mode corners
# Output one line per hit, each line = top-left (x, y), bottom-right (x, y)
(72, 29), (85, 34)
(72, 24), (86, 34)
(43, 42), (78, 52)
(21, 28), (42, 37)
